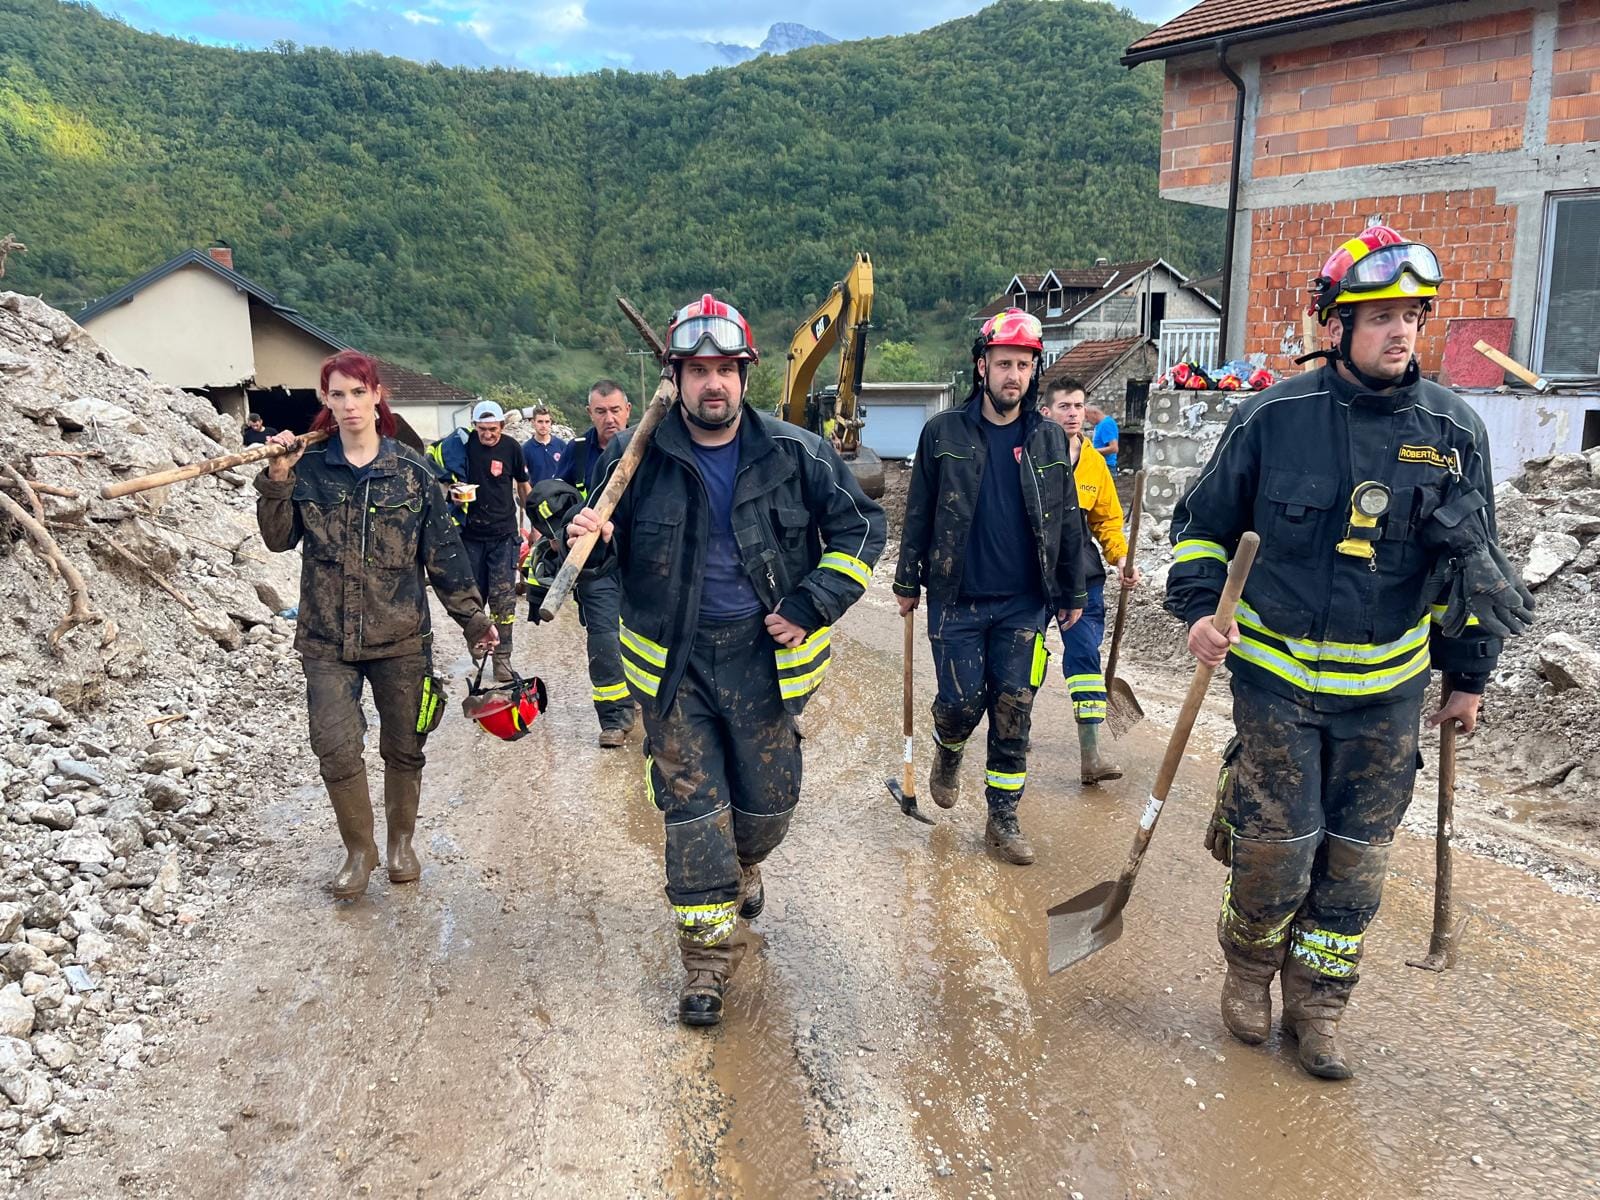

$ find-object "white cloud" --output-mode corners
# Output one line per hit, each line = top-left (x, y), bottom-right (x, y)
(401, 9), (442, 24)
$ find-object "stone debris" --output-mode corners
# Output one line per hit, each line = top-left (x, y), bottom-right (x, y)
(0, 293), (310, 1174)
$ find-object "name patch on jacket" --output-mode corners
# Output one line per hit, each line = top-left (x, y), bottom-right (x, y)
(1398, 444), (1451, 469)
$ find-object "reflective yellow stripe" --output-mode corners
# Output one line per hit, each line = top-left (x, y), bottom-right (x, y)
(819, 551), (872, 587)
(1220, 880), (1293, 948)
(592, 681), (630, 703)
(1237, 602), (1430, 665)
(776, 627), (832, 669)
(935, 735), (966, 752)
(1074, 701), (1108, 719)
(622, 660), (661, 697)
(985, 770), (1026, 792)
(778, 660), (830, 699)
(1297, 926), (1362, 957)
(1174, 538), (1227, 564)
(618, 621), (667, 668)
(1029, 632), (1048, 688)
(1231, 637), (1431, 696)
(1065, 673), (1105, 693)
(644, 755), (660, 810)
(1429, 603), (1481, 628)
(1290, 941), (1357, 978)
(673, 901), (737, 946)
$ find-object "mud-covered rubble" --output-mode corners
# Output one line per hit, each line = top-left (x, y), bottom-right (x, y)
(0, 293), (308, 1173)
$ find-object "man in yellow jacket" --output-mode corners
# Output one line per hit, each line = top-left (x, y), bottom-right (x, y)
(1041, 377), (1142, 783)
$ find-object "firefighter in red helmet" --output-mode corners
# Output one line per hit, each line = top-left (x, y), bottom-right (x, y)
(563, 294), (886, 1028)
(1166, 227), (1532, 1079)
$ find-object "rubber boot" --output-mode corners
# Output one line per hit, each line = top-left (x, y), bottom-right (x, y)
(384, 768), (422, 884)
(678, 931), (748, 1028)
(492, 648), (514, 684)
(598, 726), (627, 749)
(929, 742), (962, 809)
(326, 774), (380, 900)
(985, 807), (1036, 865)
(1280, 958), (1355, 1080)
(1219, 942), (1283, 1045)
(1077, 722), (1123, 786)
(737, 862), (764, 920)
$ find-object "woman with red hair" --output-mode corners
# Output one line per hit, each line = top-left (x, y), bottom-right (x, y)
(256, 351), (498, 899)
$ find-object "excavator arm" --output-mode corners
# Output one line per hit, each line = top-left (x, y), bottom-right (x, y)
(782, 252), (874, 454)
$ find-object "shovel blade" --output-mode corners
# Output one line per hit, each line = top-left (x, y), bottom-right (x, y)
(1103, 679), (1145, 741)
(885, 778), (937, 826)
(1046, 879), (1127, 973)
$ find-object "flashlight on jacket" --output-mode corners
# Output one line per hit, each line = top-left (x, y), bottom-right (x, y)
(1335, 481), (1392, 563)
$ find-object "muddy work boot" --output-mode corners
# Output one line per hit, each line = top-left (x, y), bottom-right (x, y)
(678, 930), (748, 1028)
(985, 808), (1036, 866)
(1077, 722), (1123, 786)
(598, 726), (627, 749)
(1280, 959), (1355, 1080)
(326, 774), (380, 900)
(384, 769), (422, 884)
(737, 862), (764, 920)
(492, 649), (514, 684)
(1219, 946), (1282, 1045)
(928, 741), (963, 809)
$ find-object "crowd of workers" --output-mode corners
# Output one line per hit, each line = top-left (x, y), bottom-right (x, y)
(255, 227), (1531, 1075)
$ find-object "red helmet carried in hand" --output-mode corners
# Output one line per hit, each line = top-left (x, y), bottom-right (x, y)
(462, 661), (548, 742)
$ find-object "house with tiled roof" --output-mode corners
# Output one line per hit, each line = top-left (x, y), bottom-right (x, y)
(975, 258), (1218, 370)
(77, 246), (478, 443)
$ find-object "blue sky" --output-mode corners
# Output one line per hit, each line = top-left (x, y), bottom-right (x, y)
(102, 1), (1192, 74)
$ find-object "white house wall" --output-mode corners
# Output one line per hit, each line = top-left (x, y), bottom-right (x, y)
(82, 264), (254, 389)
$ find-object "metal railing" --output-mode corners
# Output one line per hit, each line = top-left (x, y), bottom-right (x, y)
(1156, 319), (1222, 376)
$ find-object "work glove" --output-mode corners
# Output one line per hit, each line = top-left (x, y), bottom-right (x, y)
(1428, 542), (1535, 639)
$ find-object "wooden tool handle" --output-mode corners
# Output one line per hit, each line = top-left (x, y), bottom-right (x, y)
(1104, 469), (1146, 686)
(1473, 339), (1549, 392)
(100, 429), (331, 498)
(901, 610), (916, 737)
(538, 379), (675, 620)
(1111, 532), (1260, 899)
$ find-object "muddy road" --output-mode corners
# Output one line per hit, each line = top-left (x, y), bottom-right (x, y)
(27, 589), (1600, 1199)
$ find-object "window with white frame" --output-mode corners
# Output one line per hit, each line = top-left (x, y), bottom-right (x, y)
(1047, 288), (1063, 317)
(1536, 190), (1600, 379)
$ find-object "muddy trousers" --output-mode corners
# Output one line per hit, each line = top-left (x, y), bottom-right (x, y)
(1057, 582), (1107, 724)
(1212, 675), (1421, 1007)
(641, 614), (801, 970)
(576, 573), (631, 731)
(927, 594), (1048, 814)
(464, 534), (519, 655)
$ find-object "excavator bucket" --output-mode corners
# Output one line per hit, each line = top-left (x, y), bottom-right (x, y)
(844, 446), (886, 499)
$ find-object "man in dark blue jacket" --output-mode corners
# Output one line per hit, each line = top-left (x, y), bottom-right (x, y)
(1169, 227), (1532, 1080)
(559, 381), (634, 746)
(520, 403), (568, 485)
(567, 295), (885, 1028)
(893, 308), (1087, 867)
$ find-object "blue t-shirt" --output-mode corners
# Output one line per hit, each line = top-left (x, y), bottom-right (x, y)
(960, 416), (1043, 601)
(689, 438), (764, 621)
(522, 435), (568, 486)
(1092, 414), (1120, 470)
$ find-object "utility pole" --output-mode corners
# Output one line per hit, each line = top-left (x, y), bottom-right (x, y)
(627, 348), (654, 400)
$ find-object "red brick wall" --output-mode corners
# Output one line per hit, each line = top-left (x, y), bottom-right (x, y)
(1551, 0), (1600, 144)
(1247, 191), (1515, 376)
(1160, 64), (1237, 191)
(1253, 10), (1534, 178)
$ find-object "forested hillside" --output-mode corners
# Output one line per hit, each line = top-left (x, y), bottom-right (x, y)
(0, 0), (1221, 399)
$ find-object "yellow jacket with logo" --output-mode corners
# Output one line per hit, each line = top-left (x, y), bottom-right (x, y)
(1073, 438), (1127, 577)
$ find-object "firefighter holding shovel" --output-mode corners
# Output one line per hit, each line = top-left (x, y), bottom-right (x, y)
(257, 351), (498, 900)
(1167, 228), (1532, 1079)
(563, 294), (885, 1027)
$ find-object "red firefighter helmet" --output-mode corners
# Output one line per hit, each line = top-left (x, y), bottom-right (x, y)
(976, 307), (1045, 355)
(1310, 224), (1442, 322)
(666, 294), (760, 363)
(461, 661), (548, 742)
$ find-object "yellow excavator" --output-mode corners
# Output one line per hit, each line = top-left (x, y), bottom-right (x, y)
(781, 252), (886, 499)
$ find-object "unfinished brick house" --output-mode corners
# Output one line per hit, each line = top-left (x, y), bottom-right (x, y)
(1125, 0), (1600, 393)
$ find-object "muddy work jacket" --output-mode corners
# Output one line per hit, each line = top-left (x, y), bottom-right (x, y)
(893, 395), (1088, 611)
(256, 436), (491, 662)
(1165, 365), (1501, 712)
(578, 407), (886, 716)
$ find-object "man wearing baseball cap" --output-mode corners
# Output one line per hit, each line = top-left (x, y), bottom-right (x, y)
(430, 400), (530, 680)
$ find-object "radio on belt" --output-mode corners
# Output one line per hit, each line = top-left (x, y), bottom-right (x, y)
(1335, 480), (1392, 566)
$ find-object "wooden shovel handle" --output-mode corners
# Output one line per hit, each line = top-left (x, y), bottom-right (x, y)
(1104, 469), (1145, 686)
(538, 377), (675, 620)
(100, 429), (331, 498)
(1114, 532), (1259, 897)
